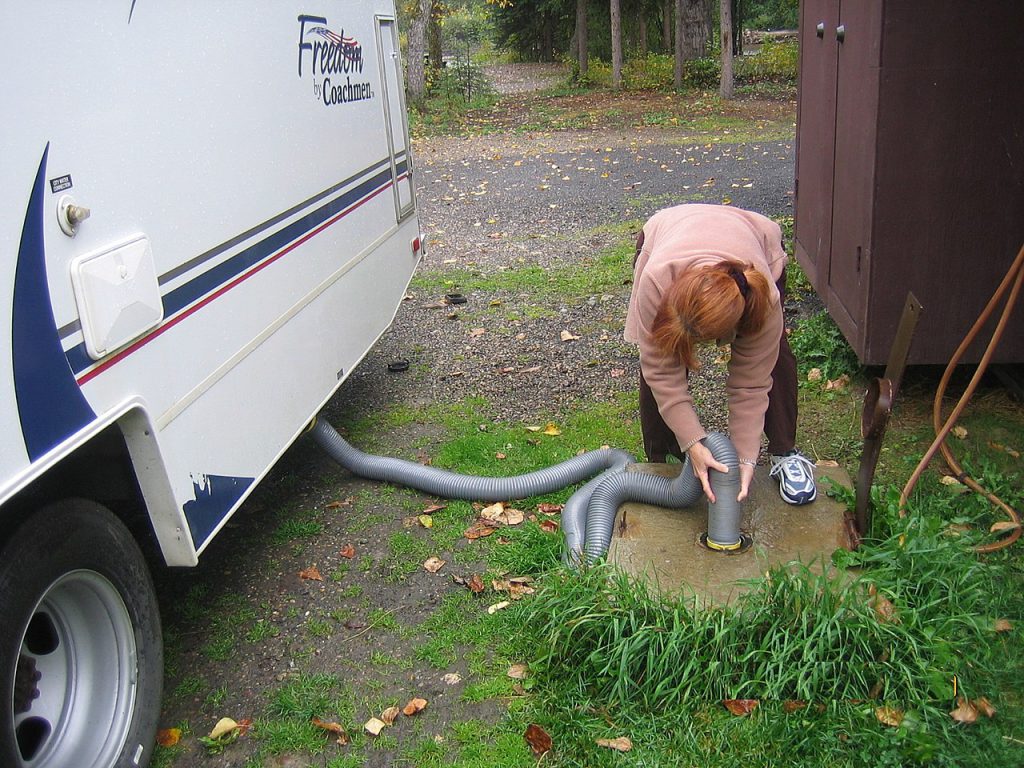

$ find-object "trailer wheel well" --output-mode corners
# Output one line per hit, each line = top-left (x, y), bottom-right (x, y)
(0, 425), (159, 561)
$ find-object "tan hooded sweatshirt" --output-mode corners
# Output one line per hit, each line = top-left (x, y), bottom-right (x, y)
(624, 204), (788, 463)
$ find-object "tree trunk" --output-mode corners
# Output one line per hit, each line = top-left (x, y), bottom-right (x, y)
(662, 0), (673, 52)
(576, 0), (589, 79)
(428, 6), (443, 73)
(719, 0), (733, 99)
(639, 14), (648, 55)
(541, 13), (555, 62)
(680, 0), (710, 60)
(673, 0), (683, 89)
(407, 0), (430, 108)
(610, 0), (623, 88)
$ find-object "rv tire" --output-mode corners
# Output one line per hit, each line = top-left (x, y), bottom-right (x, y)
(0, 499), (162, 768)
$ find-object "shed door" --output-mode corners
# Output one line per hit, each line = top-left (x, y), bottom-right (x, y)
(375, 18), (414, 221)
(793, 0), (839, 287)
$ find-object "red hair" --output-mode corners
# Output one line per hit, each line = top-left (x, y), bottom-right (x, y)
(650, 260), (771, 369)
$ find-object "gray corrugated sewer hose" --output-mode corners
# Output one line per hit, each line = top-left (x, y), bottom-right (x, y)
(310, 419), (741, 562)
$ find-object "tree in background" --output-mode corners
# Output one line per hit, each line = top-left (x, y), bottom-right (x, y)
(406, 0), (432, 107)
(610, 0), (622, 87)
(718, 0), (733, 97)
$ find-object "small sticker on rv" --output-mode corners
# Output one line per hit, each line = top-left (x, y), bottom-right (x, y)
(49, 174), (73, 193)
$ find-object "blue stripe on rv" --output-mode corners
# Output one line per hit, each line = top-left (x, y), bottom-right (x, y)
(64, 159), (407, 376)
(12, 145), (97, 460)
(182, 473), (255, 548)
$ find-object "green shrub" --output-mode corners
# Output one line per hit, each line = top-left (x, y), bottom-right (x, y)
(789, 310), (861, 382)
(736, 40), (798, 84)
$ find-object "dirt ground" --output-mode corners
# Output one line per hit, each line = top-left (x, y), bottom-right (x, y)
(153, 67), (799, 767)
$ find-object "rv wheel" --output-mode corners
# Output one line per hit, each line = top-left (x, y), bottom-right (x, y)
(0, 499), (162, 768)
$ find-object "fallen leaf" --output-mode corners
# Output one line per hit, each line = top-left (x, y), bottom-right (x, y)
(596, 737), (633, 752)
(463, 522), (495, 540)
(560, 330), (580, 342)
(974, 697), (997, 718)
(994, 618), (1013, 632)
(481, 503), (525, 526)
(488, 600), (511, 614)
(325, 497), (354, 509)
(542, 422), (562, 436)
(339, 544), (356, 559)
(403, 698), (428, 716)
(298, 565), (323, 581)
(469, 327), (486, 337)
(817, 459), (840, 467)
(525, 723), (552, 756)
(940, 475), (963, 487)
(380, 706), (400, 725)
(156, 728), (181, 747)
(875, 706), (905, 727)
(364, 717), (387, 736)
(423, 557), (446, 573)
(467, 574), (485, 594)
(871, 592), (898, 624)
(825, 374), (850, 391)
(723, 699), (759, 716)
(782, 700), (807, 713)
(610, 368), (625, 377)
(442, 672), (462, 685)
(209, 718), (240, 740)
(537, 502), (562, 515)
(990, 520), (1021, 533)
(950, 697), (978, 724)
(507, 663), (529, 679)
(422, 503), (447, 514)
(539, 519), (560, 533)
(312, 717), (350, 745)
(418, 514), (434, 528)
(952, 426), (968, 439)
(495, 452), (506, 459)
(807, 368), (822, 382)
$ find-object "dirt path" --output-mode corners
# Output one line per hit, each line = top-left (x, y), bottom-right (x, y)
(154, 67), (797, 768)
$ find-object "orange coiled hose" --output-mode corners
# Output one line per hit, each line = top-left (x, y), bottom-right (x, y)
(899, 243), (1024, 553)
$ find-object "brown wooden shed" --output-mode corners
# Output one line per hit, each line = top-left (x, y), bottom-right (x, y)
(794, 0), (1024, 365)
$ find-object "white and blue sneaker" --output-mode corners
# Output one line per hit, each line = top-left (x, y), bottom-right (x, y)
(769, 450), (817, 505)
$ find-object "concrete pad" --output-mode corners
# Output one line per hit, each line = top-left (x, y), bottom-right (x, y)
(607, 463), (853, 606)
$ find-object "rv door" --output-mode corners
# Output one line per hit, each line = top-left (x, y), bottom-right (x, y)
(375, 17), (414, 221)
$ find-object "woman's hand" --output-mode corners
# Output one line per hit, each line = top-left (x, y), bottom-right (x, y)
(686, 442), (730, 503)
(737, 463), (754, 502)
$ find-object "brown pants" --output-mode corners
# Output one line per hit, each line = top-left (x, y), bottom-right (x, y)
(634, 233), (798, 462)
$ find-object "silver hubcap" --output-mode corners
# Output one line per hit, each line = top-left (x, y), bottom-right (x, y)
(12, 571), (137, 768)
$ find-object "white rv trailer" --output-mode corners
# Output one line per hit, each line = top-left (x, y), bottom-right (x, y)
(0, 3), (420, 766)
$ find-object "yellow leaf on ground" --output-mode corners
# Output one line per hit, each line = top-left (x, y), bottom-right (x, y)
(442, 673), (462, 685)
(560, 330), (580, 342)
(542, 423), (562, 436)
(994, 618), (1013, 632)
(209, 718), (239, 739)
(507, 663), (529, 679)
(807, 368), (822, 382)
(488, 600), (511, 614)
(875, 706), (904, 727)
(952, 426), (968, 439)
(156, 728), (181, 747)
(423, 557), (446, 573)
(596, 737), (633, 752)
(418, 514), (434, 528)
(380, 706), (401, 725)
(364, 717), (386, 736)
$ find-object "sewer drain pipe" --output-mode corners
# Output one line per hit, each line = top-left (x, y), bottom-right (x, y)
(310, 420), (741, 561)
